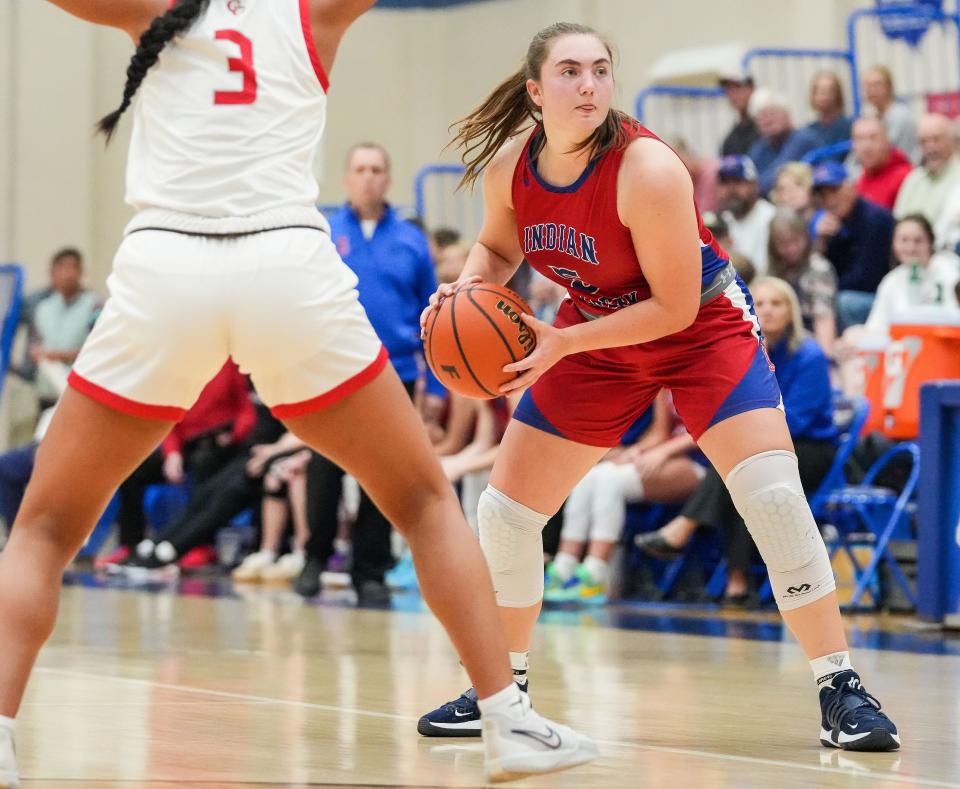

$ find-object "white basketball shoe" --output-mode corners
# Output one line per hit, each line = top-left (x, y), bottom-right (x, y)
(0, 721), (19, 789)
(481, 687), (598, 783)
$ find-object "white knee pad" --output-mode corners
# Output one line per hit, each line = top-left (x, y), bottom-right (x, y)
(478, 485), (549, 608)
(725, 450), (835, 611)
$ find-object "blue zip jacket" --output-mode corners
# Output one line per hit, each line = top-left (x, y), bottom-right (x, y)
(329, 204), (444, 396)
(767, 335), (838, 443)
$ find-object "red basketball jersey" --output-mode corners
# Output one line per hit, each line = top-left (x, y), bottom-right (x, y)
(511, 121), (728, 317)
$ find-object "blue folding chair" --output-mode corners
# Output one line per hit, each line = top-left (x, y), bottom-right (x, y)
(709, 395), (870, 603)
(823, 442), (920, 610)
(0, 264), (25, 402)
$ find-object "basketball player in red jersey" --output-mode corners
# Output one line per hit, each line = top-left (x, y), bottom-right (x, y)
(419, 22), (899, 753)
(0, 4), (598, 785)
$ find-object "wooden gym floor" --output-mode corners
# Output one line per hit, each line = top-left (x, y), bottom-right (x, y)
(14, 575), (960, 787)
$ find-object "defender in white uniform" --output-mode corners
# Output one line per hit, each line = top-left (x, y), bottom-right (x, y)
(74, 0), (384, 417)
(0, 2), (599, 786)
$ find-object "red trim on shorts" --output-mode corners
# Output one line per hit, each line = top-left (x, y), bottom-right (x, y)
(299, 0), (330, 92)
(68, 371), (186, 422)
(270, 346), (389, 419)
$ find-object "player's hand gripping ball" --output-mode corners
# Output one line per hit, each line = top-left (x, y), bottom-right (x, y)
(423, 283), (537, 399)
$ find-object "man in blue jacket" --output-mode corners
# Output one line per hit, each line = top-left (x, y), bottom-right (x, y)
(297, 142), (445, 606)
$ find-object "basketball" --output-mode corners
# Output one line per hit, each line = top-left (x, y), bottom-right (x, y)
(424, 283), (536, 399)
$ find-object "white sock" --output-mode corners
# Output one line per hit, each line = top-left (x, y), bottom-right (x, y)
(0, 715), (14, 731)
(509, 650), (529, 688)
(810, 651), (853, 685)
(477, 682), (527, 720)
(582, 555), (608, 585)
(552, 552), (578, 582)
(135, 539), (155, 560)
(334, 538), (351, 555)
(154, 541), (178, 564)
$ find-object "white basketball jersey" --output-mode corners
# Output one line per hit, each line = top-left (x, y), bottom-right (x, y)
(126, 0), (327, 219)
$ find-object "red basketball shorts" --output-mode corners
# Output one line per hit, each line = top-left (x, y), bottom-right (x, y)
(513, 275), (783, 446)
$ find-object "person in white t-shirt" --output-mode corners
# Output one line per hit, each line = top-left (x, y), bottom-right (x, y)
(865, 213), (960, 334)
(718, 155), (777, 274)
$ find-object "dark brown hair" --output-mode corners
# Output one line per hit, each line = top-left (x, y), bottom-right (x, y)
(98, 0), (211, 142)
(450, 22), (636, 188)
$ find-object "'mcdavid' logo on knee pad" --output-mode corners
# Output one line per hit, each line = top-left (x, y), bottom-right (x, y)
(787, 584), (811, 594)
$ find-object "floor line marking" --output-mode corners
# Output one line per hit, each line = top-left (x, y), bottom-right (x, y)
(34, 668), (955, 787)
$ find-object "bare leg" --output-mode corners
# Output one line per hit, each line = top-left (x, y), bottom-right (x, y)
(656, 515), (699, 548)
(0, 389), (174, 715)
(260, 474), (289, 555)
(697, 408), (847, 658)
(287, 471), (310, 552)
(585, 539), (616, 562)
(488, 422), (608, 653)
(556, 538), (585, 560)
(281, 366), (514, 698)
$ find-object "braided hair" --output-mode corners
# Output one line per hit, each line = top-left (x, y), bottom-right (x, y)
(97, 0), (211, 142)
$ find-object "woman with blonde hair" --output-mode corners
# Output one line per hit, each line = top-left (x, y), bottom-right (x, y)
(636, 276), (838, 604)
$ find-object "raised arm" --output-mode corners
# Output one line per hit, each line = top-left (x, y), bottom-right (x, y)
(44, 0), (166, 40)
(309, 0), (377, 77)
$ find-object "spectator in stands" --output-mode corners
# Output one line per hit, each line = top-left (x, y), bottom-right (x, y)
(435, 242), (469, 285)
(861, 65), (919, 162)
(635, 278), (837, 605)
(717, 155), (776, 274)
(29, 248), (100, 407)
(862, 214), (960, 335)
(428, 226), (461, 265)
(125, 402), (289, 572)
(851, 116), (912, 210)
(805, 71), (853, 150)
(672, 137), (718, 212)
(104, 361), (255, 567)
(768, 208), (838, 350)
(547, 392), (705, 605)
(309, 142), (447, 604)
(231, 448), (314, 583)
(747, 88), (821, 196)
(771, 162), (815, 223)
(718, 72), (760, 157)
(894, 113), (960, 226)
(811, 161), (895, 328)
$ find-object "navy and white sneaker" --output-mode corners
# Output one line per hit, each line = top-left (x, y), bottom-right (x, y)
(417, 681), (528, 737)
(818, 670), (900, 751)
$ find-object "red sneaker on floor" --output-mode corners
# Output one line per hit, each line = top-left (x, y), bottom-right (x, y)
(178, 545), (218, 570)
(94, 545), (129, 570)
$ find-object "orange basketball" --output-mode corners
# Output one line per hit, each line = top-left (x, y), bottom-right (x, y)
(424, 283), (537, 399)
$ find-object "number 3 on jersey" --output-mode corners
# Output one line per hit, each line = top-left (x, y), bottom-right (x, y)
(214, 30), (257, 105)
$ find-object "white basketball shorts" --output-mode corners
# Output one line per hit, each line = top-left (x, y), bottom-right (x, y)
(70, 227), (386, 421)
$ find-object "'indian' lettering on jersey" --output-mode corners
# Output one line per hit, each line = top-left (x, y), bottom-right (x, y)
(522, 223), (599, 265)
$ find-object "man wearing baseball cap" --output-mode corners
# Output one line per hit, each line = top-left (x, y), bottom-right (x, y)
(811, 160), (895, 327)
(719, 72), (760, 157)
(718, 154), (776, 275)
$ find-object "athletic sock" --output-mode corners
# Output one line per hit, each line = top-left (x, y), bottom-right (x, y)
(581, 555), (609, 586)
(810, 651), (853, 685)
(477, 682), (525, 720)
(552, 552), (578, 582)
(509, 650), (529, 690)
(0, 715), (13, 731)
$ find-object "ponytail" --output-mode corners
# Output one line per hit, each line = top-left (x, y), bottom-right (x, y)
(98, 0), (211, 142)
(450, 68), (538, 189)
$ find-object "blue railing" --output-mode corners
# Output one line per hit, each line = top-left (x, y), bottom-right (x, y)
(0, 264), (24, 404)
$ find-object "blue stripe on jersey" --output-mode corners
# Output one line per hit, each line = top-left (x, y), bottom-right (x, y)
(700, 243), (729, 285)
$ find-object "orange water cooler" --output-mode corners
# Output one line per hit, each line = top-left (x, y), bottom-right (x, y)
(882, 310), (960, 439)
(851, 335), (888, 434)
